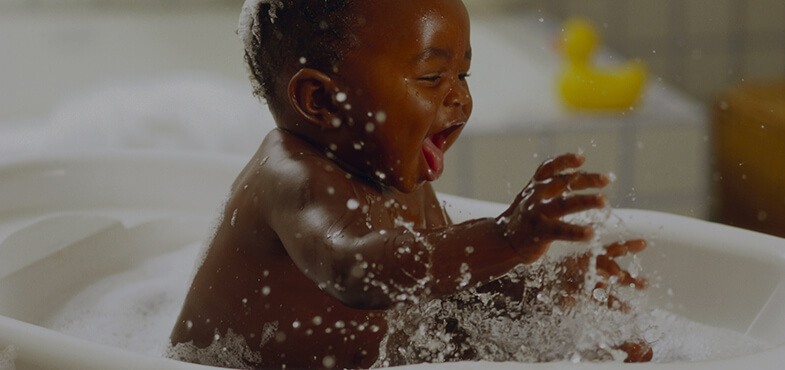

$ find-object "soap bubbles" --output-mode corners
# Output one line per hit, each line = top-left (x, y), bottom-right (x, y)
(0, 345), (17, 370)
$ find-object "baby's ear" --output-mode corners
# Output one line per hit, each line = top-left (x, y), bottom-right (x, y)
(288, 68), (341, 128)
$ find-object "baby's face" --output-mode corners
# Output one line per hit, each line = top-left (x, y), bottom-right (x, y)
(333, 0), (473, 193)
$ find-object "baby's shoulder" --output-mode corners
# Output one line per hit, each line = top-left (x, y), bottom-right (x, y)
(239, 129), (361, 204)
(255, 129), (343, 182)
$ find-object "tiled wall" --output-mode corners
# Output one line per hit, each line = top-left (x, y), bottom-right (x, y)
(493, 0), (785, 102)
(435, 110), (710, 218)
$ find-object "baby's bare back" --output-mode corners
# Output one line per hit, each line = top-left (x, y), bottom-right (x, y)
(170, 215), (386, 368)
(169, 130), (442, 368)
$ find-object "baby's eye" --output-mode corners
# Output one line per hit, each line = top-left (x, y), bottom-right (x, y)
(459, 72), (471, 81)
(418, 75), (443, 85)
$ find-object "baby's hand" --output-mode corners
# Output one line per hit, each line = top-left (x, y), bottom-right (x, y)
(560, 239), (653, 363)
(559, 239), (648, 310)
(500, 153), (610, 263)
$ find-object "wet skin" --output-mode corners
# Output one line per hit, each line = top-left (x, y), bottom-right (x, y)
(170, 0), (648, 368)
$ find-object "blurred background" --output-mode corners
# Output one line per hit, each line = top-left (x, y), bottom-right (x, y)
(1, 0), (783, 236)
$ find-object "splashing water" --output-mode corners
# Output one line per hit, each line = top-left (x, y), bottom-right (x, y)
(376, 257), (649, 366)
(38, 211), (769, 367)
(166, 328), (265, 369)
(375, 259), (765, 366)
(373, 211), (769, 366)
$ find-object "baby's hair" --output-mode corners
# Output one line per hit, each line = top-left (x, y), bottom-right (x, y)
(238, 0), (357, 113)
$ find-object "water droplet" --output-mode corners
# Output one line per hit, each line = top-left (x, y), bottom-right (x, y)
(346, 199), (360, 210)
(322, 355), (336, 368)
(230, 209), (238, 227)
(592, 287), (609, 302)
(313, 316), (323, 325)
(335, 92), (347, 102)
(299, 56), (307, 64)
(262, 286), (271, 296)
(351, 264), (366, 278)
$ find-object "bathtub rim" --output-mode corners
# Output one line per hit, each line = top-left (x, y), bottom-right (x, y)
(0, 151), (783, 370)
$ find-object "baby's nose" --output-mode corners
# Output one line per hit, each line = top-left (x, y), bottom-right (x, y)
(445, 80), (471, 108)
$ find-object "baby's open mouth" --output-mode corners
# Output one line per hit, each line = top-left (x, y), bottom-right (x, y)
(422, 123), (465, 181)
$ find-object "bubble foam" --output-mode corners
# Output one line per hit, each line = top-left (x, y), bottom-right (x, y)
(0, 345), (17, 370)
(44, 243), (203, 357)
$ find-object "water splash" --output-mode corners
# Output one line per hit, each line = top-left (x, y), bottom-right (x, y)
(166, 328), (262, 369)
(373, 209), (769, 366)
(376, 256), (651, 366)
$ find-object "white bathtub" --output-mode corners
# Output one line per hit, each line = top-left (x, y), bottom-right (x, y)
(0, 153), (783, 370)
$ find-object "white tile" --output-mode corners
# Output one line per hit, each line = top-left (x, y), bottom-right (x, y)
(685, 0), (733, 38)
(634, 126), (710, 196)
(468, 134), (547, 203)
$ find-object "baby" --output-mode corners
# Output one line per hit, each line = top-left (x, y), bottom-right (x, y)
(168, 0), (649, 368)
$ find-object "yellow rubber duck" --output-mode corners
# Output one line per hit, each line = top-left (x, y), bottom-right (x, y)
(558, 17), (647, 110)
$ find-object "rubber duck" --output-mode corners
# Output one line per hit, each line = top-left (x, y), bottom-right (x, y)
(558, 17), (647, 110)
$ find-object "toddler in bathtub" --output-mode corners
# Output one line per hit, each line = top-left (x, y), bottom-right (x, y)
(168, 0), (651, 368)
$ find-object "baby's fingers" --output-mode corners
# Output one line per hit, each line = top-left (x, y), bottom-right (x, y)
(541, 193), (606, 218)
(541, 219), (594, 242)
(534, 153), (585, 181)
(609, 266), (648, 289)
(539, 173), (610, 198)
(604, 239), (647, 258)
(597, 254), (648, 289)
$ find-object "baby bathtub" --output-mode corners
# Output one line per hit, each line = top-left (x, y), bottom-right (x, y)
(0, 152), (783, 370)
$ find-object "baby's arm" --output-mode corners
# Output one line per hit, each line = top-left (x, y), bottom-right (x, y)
(261, 141), (517, 309)
(261, 133), (607, 309)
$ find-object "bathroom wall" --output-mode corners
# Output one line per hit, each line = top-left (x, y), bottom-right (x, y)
(486, 0), (785, 103)
(4, 0), (782, 112)
(0, 2), (247, 124)
(2, 0), (780, 220)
